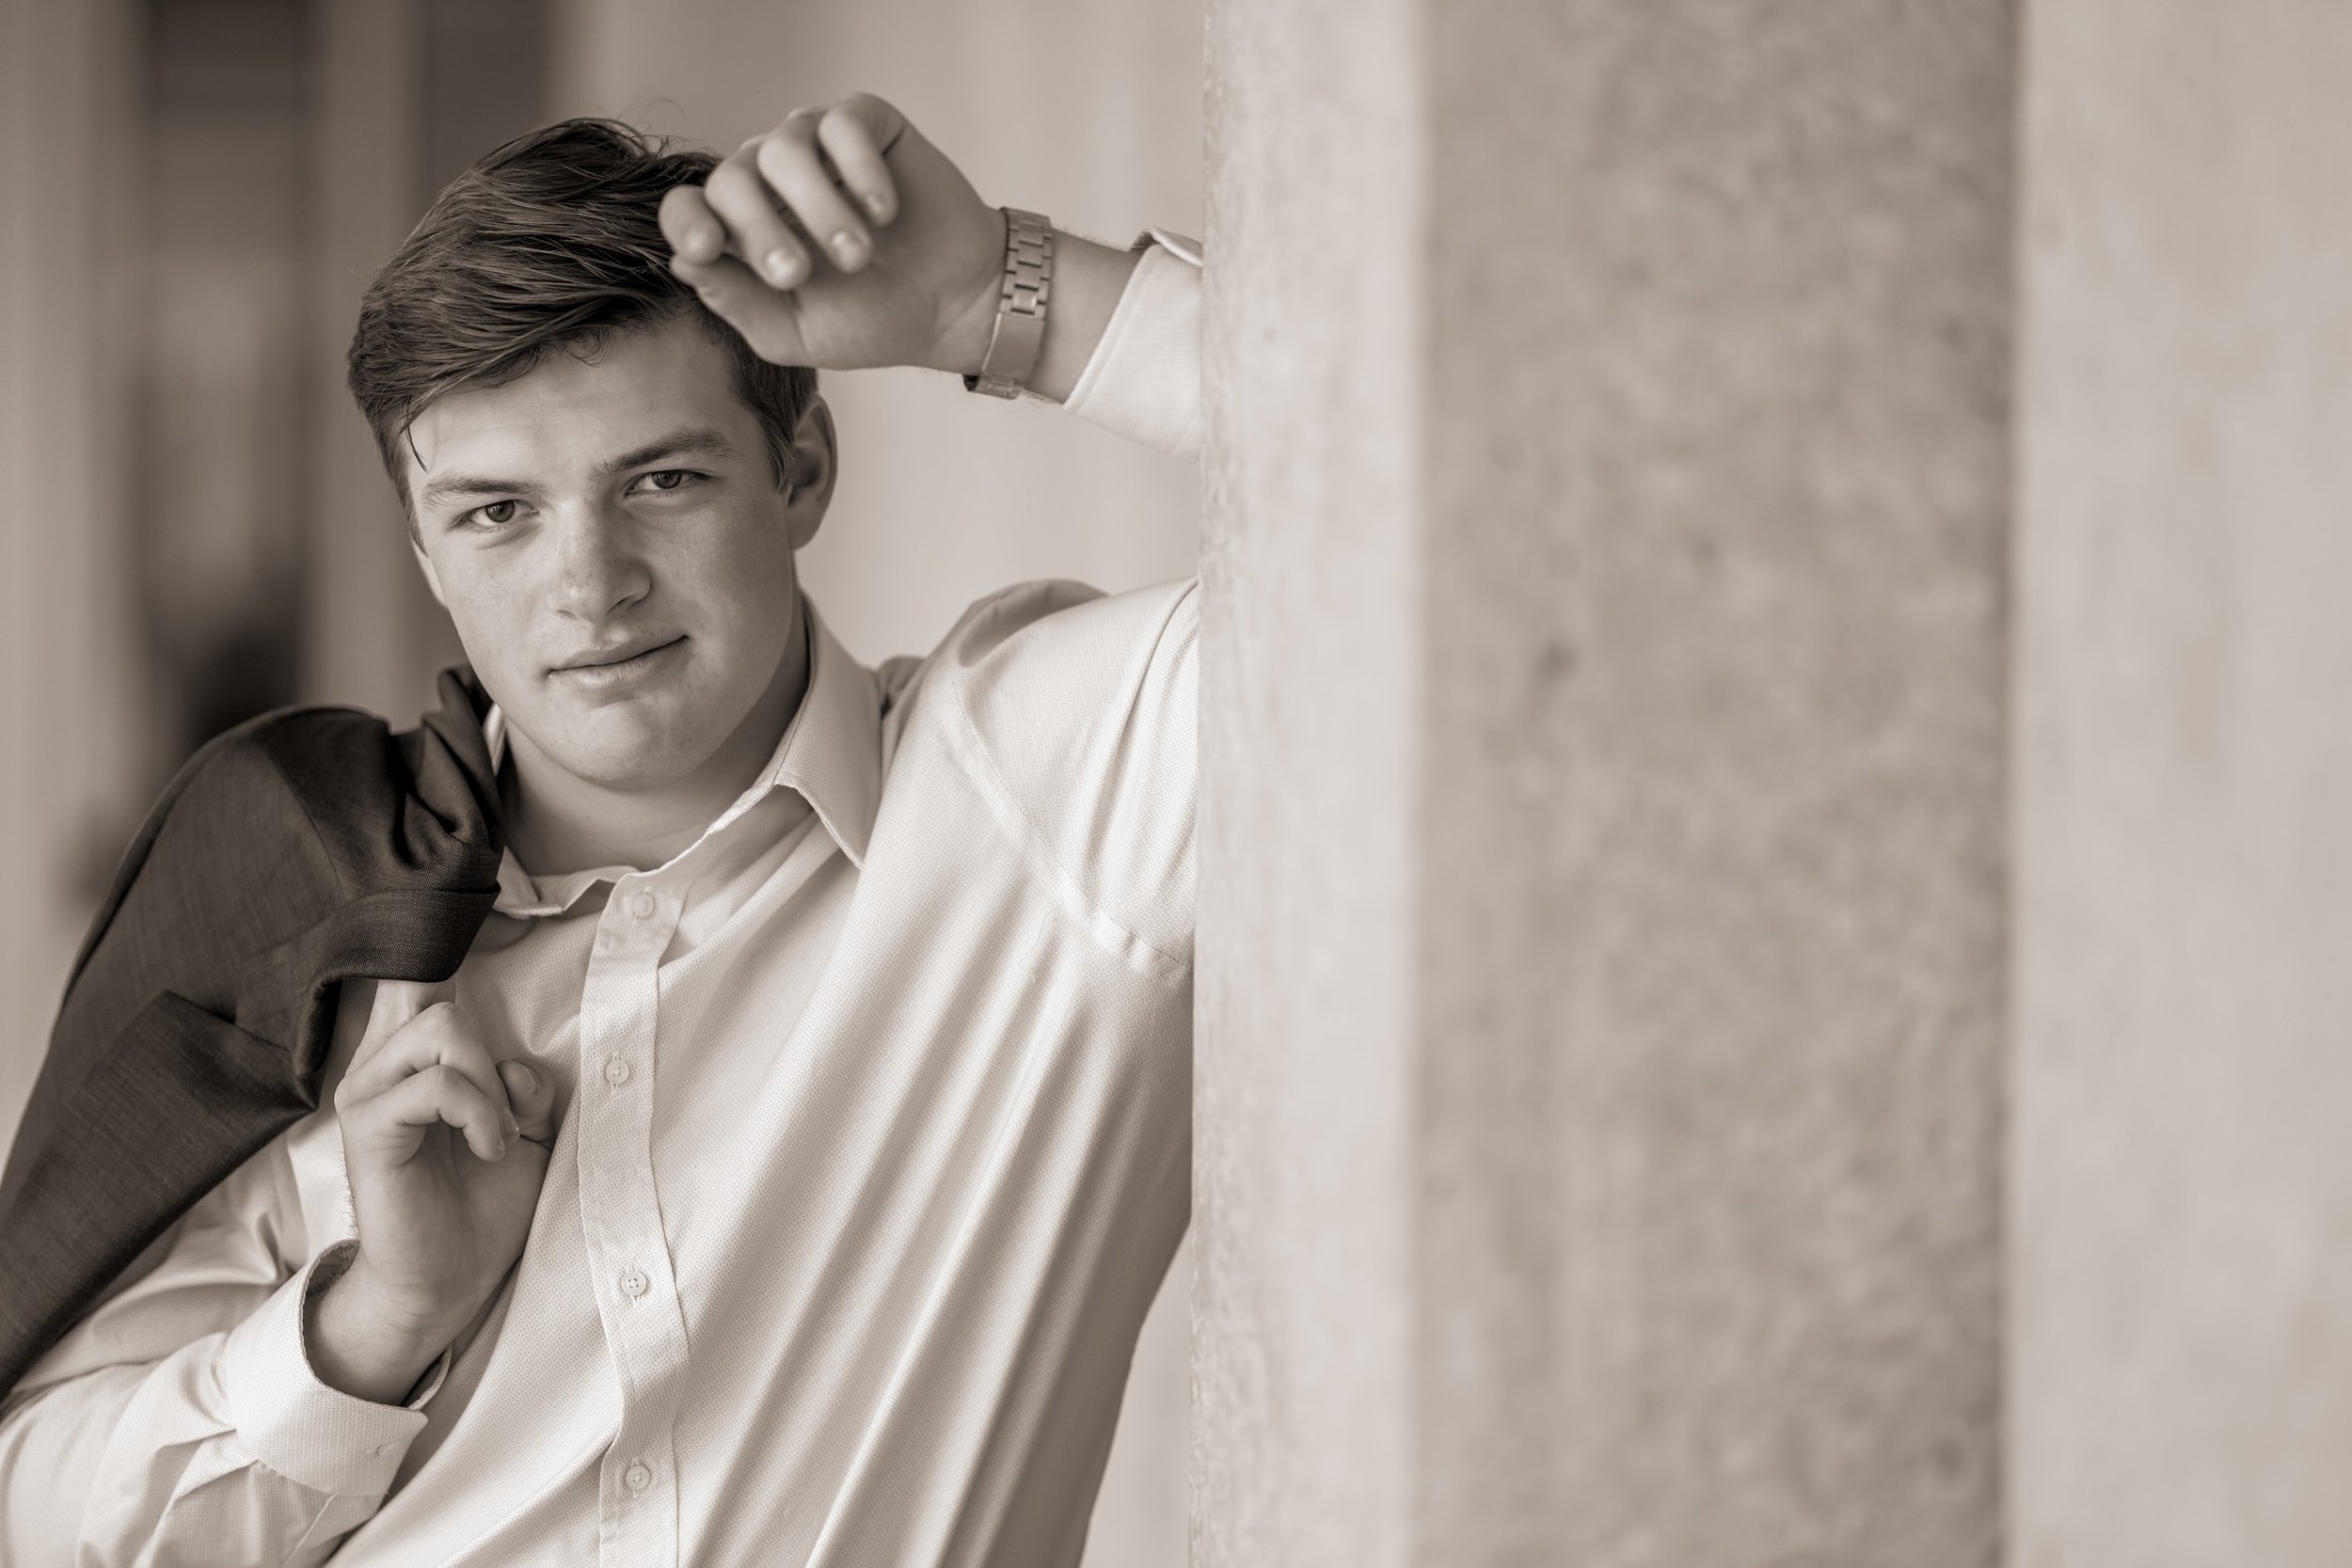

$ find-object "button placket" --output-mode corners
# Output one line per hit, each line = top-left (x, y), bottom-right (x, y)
(576, 878), (691, 1565)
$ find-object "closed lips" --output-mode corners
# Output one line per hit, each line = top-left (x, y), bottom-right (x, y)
(556, 636), (681, 672)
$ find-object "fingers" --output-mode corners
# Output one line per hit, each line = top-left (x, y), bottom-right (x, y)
(355, 1063), (513, 1164)
(817, 93), (902, 226)
(500, 1058), (559, 1146)
(755, 114), (872, 275)
(673, 95), (911, 292)
(337, 1001), (514, 1137)
(660, 184), (726, 266)
(703, 153), (813, 290)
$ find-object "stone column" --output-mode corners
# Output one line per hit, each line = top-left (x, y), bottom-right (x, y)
(2011, 4), (2352, 1563)
(1196, 4), (2013, 1563)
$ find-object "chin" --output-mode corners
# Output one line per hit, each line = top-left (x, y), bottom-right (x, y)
(529, 703), (710, 790)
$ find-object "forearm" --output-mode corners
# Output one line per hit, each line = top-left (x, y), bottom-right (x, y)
(8, 1278), (471, 1560)
(1024, 230), (1142, 404)
(2, 1249), (436, 1563)
(3, 1354), (349, 1568)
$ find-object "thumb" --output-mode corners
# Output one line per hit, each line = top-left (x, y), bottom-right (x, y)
(498, 1057), (559, 1144)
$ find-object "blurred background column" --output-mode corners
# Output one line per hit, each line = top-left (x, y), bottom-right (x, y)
(1196, 3), (2011, 1563)
(2011, 4), (2352, 1562)
(0, 0), (146, 1161)
(300, 0), (430, 721)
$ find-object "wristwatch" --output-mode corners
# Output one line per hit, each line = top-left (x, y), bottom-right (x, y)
(963, 207), (1054, 398)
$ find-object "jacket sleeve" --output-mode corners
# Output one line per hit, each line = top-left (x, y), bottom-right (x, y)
(0, 1099), (440, 1564)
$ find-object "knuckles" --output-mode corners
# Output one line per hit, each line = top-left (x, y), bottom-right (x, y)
(706, 157), (763, 205)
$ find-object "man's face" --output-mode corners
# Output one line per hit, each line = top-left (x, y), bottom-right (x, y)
(405, 316), (820, 793)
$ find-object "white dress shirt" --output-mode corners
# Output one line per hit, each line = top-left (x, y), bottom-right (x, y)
(0, 237), (1202, 1567)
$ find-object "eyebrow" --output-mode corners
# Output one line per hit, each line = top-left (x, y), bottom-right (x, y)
(416, 425), (742, 512)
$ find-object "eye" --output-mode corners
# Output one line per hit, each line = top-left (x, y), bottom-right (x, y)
(462, 499), (521, 529)
(631, 468), (704, 496)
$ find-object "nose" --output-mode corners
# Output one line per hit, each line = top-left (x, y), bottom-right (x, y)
(548, 501), (651, 622)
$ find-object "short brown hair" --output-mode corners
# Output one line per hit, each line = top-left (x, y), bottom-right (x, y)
(348, 119), (818, 514)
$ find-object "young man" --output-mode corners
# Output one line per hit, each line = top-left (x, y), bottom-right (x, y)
(0, 93), (1200, 1565)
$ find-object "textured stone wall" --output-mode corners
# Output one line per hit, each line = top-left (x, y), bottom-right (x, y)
(2011, 4), (2352, 1563)
(1199, 3), (2013, 1563)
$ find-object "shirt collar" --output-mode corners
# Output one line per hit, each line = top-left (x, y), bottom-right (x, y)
(485, 594), (882, 918)
(747, 594), (882, 868)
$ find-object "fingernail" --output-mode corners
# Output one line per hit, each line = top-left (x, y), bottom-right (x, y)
(830, 230), (866, 266)
(510, 1061), (538, 1093)
(863, 191), (890, 221)
(764, 248), (801, 285)
(689, 227), (719, 259)
(490, 1136), (506, 1160)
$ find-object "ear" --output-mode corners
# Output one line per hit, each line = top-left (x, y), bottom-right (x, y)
(410, 535), (448, 607)
(782, 397), (838, 552)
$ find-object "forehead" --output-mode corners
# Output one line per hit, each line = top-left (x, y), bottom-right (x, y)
(405, 317), (755, 492)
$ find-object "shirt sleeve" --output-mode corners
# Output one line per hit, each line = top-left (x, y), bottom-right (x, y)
(0, 1123), (442, 1566)
(929, 576), (1200, 980)
(1060, 230), (1202, 462)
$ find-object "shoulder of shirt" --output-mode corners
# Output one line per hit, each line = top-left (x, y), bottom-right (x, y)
(868, 578), (1198, 986)
(878, 577), (1197, 733)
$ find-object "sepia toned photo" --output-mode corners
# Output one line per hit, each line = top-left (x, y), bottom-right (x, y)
(3, 2), (2346, 1565)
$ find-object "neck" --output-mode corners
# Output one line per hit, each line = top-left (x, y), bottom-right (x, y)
(499, 621), (812, 876)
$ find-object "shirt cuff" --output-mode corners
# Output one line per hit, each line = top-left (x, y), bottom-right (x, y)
(217, 1243), (445, 1496)
(1063, 230), (1202, 462)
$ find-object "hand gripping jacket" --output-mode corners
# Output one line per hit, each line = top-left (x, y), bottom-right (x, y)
(0, 670), (506, 1397)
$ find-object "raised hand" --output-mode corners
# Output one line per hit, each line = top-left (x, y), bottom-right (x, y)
(660, 93), (1007, 377)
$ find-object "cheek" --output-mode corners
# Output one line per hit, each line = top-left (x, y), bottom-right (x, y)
(429, 562), (537, 682)
(674, 511), (801, 634)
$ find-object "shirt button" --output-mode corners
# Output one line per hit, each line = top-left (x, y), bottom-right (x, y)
(604, 1055), (631, 1087)
(629, 891), (656, 920)
(624, 1461), (654, 1493)
(620, 1267), (649, 1298)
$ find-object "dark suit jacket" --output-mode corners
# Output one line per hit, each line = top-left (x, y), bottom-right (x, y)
(0, 671), (505, 1397)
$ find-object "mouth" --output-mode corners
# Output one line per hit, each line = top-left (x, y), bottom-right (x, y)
(550, 635), (686, 686)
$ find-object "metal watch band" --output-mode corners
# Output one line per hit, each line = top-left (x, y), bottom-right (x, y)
(963, 208), (1054, 398)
